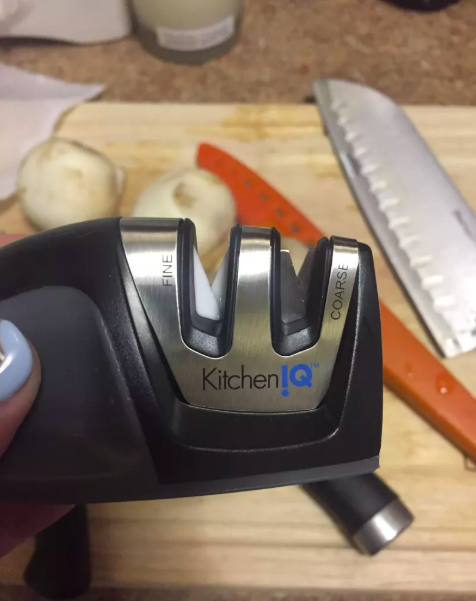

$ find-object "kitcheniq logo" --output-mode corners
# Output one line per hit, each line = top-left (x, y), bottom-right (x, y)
(202, 363), (318, 396)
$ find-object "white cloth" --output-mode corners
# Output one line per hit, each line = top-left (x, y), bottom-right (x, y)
(0, 64), (103, 200)
(0, 0), (35, 22)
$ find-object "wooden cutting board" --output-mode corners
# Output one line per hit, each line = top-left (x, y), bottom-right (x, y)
(1, 104), (476, 593)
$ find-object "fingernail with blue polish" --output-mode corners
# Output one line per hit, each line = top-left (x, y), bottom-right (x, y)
(0, 321), (33, 402)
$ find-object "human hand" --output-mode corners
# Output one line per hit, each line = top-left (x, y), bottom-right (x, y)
(0, 234), (72, 558)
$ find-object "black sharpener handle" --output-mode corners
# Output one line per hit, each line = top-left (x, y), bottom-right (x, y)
(0, 219), (160, 504)
(304, 473), (413, 555)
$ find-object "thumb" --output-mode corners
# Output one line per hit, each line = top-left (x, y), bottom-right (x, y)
(0, 323), (72, 558)
(0, 320), (40, 456)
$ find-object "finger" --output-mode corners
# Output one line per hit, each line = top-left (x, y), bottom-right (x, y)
(0, 320), (40, 456)
(0, 234), (23, 248)
(0, 320), (73, 558)
(0, 503), (72, 558)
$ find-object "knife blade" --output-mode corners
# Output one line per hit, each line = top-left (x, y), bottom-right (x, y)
(197, 143), (476, 462)
(313, 79), (476, 359)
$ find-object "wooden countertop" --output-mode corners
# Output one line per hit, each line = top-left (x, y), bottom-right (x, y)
(0, 103), (476, 593)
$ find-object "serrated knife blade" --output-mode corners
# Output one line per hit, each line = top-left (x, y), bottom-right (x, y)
(314, 79), (476, 358)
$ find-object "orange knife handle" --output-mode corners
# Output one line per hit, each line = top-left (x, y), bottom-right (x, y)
(381, 303), (476, 462)
(198, 143), (326, 244)
(197, 143), (476, 461)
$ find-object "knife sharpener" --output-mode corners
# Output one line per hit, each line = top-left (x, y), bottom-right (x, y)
(0, 218), (382, 504)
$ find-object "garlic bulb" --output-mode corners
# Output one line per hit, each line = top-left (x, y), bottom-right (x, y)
(131, 168), (236, 256)
(17, 138), (124, 230)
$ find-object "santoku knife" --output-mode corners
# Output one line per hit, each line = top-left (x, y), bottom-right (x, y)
(313, 79), (476, 360)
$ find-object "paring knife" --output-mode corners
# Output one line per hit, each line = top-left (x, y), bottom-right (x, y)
(313, 79), (476, 359)
(197, 144), (414, 552)
(198, 143), (476, 462)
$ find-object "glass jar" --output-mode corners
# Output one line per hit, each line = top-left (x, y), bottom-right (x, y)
(131, 0), (242, 64)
